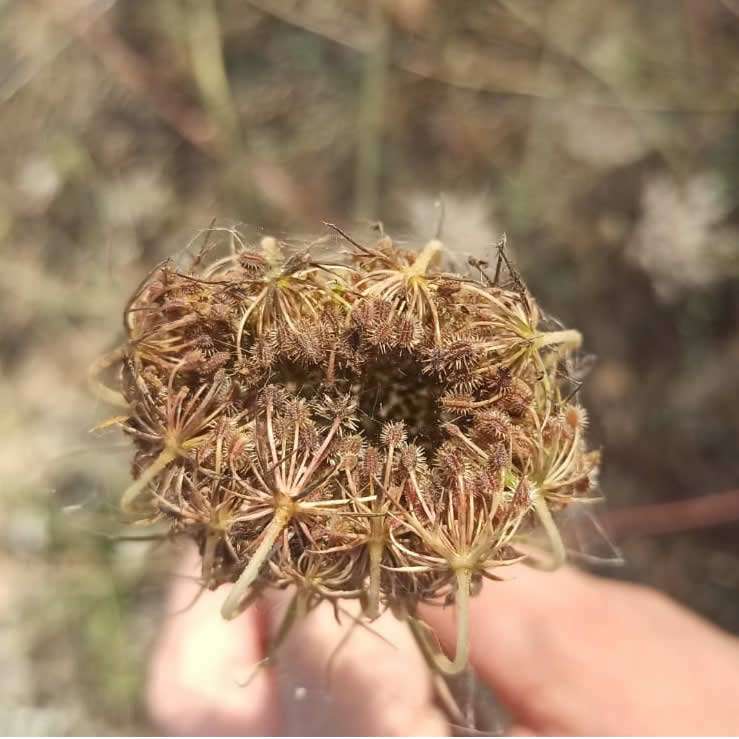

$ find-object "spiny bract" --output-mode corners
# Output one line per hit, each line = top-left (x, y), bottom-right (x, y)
(95, 225), (599, 675)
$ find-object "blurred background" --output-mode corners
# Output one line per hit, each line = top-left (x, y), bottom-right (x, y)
(0, 0), (738, 733)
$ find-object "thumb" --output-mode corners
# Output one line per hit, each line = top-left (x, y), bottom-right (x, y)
(420, 566), (591, 733)
(420, 565), (739, 735)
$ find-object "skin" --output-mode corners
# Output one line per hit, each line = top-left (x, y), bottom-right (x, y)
(148, 549), (739, 736)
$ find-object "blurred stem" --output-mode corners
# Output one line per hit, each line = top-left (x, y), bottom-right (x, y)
(237, 590), (302, 687)
(606, 488), (739, 538)
(529, 496), (566, 571)
(354, 0), (389, 221)
(88, 348), (127, 408)
(184, 0), (241, 151)
(409, 239), (443, 275)
(534, 328), (582, 350)
(366, 515), (384, 619)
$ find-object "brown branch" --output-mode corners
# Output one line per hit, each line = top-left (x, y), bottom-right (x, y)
(605, 488), (739, 539)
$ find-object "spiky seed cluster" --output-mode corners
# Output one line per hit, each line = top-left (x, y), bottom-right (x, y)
(97, 227), (599, 675)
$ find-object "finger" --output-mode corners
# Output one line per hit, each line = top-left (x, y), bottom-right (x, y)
(421, 565), (739, 735)
(507, 724), (536, 736)
(147, 548), (280, 735)
(263, 590), (449, 737)
(420, 565), (589, 733)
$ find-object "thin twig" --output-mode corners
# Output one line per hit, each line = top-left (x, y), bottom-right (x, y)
(605, 488), (739, 539)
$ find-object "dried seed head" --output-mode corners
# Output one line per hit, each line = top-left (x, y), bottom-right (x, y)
(441, 392), (476, 414)
(314, 393), (359, 433)
(270, 413), (291, 439)
(487, 442), (509, 472)
(380, 420), (407, 447)
(181, 349), (205, 369)
(500, 377), (533, 416)
(338, 433), (364, 461)
(341, 452), (359, 472)
(512, 476), (535, 509)
(399, 442), (425, 472)
(191, 331), (216, 354)
(471, 464), (503, 498)
(542, 415), (566, 444)
(395, 316), (420, 349)
(440, 333), (481, 373)
(364, 445), (381, 478)
(258, 384), (289, 412)
(209, 302), (233, 322)
(200, 351), (230, 375)
(301, 419), (320, 451)
(238, 251), (268, 274)
(285, 397), (311, 427)
(450, 376), (484, 396)
(473, 408), (512, 442)
(564, 405), (589, 431)
(434, 441), (470, 479)
(436, 279), (461, 299)
(230, 432), (256, 469)
(282, 320), (324, 365)
(248, 331), (279, 367)
(106, 223), (603, 659)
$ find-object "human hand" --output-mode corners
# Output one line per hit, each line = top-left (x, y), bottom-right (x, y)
(148, 549), (739, 736)
(422, 565), (739, 736)
(147, 548), (447, 736)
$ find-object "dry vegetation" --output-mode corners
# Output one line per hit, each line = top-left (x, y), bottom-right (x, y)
(0, 0), (738, 733)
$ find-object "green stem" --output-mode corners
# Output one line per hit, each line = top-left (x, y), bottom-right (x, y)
(409, 239), (443, 276)
(88, 347), (127, 408)
(530, 495), (566, 571)
(221, 505), (291, 620)
(533, 329), (582, 351)
(408, 568), (472, 676)
(121, 446), (177, 514)
(366, 533), (383, 620)
(201, 529), (219, 583)
(439, 568), (472, 674)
